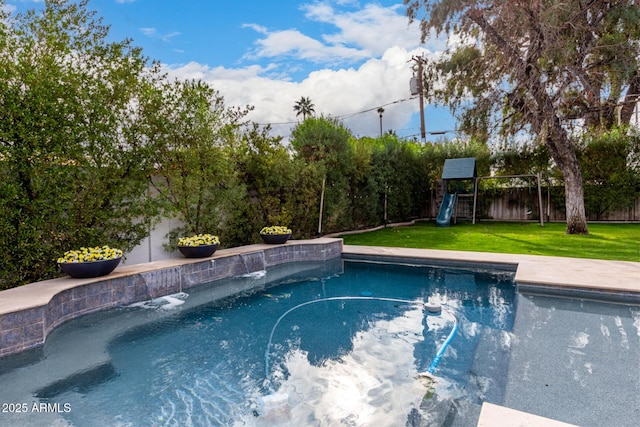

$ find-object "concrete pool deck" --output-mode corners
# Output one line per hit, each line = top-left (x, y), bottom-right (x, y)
(0, 238), (638, 427)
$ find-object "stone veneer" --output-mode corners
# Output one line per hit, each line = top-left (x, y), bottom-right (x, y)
(0, 238), (342, 358)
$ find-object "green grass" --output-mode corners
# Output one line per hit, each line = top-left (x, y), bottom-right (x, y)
(340, 221), (640, 262)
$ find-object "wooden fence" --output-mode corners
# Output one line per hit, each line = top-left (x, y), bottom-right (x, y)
(426, 187), (640, 222)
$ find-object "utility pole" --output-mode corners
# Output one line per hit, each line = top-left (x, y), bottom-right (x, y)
(410, 56), (426, 141)
(377, 107), (384, 137)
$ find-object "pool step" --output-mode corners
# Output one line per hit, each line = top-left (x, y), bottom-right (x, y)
(410, 395), (484, 426)
(465, 326), (512, 405)
(35, 362), (116, 399)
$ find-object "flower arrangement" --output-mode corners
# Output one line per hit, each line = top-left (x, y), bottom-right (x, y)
(259, 226), (292, 244)
(260, 226), (292, 235)
(178, 234), (220, 247)
(57, 246), (123, 263)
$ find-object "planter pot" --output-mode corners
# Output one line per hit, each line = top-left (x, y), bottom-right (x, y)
(59, 257), (122, 279)
(260, 233), (291, 244)
(178, 244), (219, 258)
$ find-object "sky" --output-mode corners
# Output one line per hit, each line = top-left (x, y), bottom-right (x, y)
(7, 0), (457, 142)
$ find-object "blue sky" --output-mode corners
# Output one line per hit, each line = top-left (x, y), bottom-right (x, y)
(8, 0), (457, 141)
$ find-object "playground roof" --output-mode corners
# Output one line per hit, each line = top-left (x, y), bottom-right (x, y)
(442, 157), (477, 180)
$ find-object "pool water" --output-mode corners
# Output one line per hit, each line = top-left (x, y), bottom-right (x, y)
(0, 259), (638, 427)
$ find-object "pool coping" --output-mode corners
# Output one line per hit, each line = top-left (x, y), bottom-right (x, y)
(1, 239), (638, 427)
(342, 245), (640, 299)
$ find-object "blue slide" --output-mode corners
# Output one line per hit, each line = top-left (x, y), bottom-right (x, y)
(436, 193), (457, 227)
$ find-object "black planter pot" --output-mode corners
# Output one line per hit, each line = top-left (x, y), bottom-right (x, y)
(260, 233), (291, 244)
(59, 257), (122, 279)
(178, 244), (219, 258)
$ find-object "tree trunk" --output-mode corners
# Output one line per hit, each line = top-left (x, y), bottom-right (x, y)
(562, 162), (589, 234)
(619, 70), (640, 126)
(545, 122), (589, 235)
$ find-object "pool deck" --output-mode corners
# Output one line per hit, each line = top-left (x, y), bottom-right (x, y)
(1, 239), (638, 427)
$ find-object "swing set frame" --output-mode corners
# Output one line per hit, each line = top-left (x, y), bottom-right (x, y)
(472, 174), (545, 226)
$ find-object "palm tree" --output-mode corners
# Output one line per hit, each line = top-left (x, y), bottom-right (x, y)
(293, 96), (315, 120)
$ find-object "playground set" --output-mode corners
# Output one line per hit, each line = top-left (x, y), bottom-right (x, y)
(436, 158), (544, 227)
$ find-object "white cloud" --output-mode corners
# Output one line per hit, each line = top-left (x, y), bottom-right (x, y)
(303, 2), (427, 56)
(163, 1), (448, 140)
(140, 27), (180, 42)
(242, 1), (438, 67)
(2, 3), (16, 13)
(165, 45), (434, 140)
(242, 23), (268, 35)
(140, 27), (155, 36)
(245, 27), (370, 64)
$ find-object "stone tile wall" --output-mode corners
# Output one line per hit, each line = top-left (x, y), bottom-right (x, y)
(0, 239), (342, 358)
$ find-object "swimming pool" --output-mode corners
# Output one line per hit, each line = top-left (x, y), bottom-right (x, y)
(0, 257), (638, 426)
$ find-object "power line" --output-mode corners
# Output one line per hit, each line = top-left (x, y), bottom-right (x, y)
(398, 129), (458, 141)
(253, 96), (418, 127)
(335, 96), (418, 120)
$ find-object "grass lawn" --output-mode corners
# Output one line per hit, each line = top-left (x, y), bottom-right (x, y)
(339, 221), (640, 262)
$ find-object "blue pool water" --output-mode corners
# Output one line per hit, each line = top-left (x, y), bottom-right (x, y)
(0, 258), (638, 427)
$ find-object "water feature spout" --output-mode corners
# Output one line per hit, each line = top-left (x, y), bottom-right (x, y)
(238, 252), (266, 275)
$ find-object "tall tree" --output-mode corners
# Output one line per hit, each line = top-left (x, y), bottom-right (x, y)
(405, 0), (640, 234)
(291, 116), (355, 232)
(145, 79), (249, 246)
(232, 124), (293, 227)
(578, 128), (640, 220)
(0, 0), (161, 288)
(293, 96), (316, 120)
(231, 123), (324, 239)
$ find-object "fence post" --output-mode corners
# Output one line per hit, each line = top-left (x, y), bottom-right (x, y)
(537, 173), (544, 226)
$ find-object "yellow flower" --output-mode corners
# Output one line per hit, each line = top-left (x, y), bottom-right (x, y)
(260, 226), (292, 235)
(178, 234), (220, 247)
(57, 246), (123, 263)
